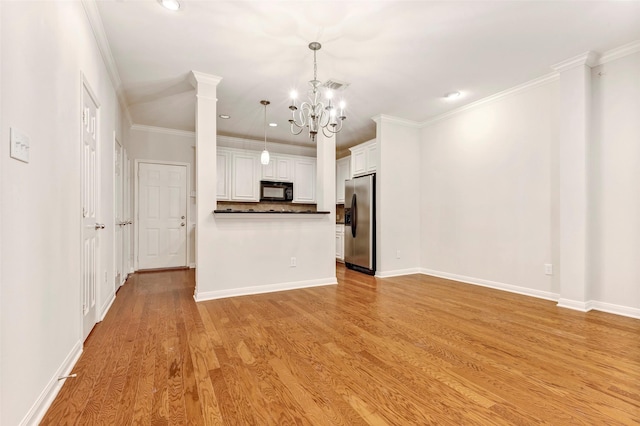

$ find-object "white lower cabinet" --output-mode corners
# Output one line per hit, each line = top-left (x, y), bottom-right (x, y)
(293, 158), (316, 203)
(336, 224), (345, 261)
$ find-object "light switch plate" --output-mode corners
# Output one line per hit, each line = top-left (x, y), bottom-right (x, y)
(10, 127), (30, 163)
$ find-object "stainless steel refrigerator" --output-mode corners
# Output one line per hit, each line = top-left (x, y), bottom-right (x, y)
(344, 174), (376, 275)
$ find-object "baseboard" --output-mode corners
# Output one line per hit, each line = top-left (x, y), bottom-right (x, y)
(189, 263), (196, 269)
(588, 301), (640, 319)
(99, 292), (116, 321)
(375, 268), (421, 278)
(556, 298), (593, 312)
(194, 277), (338, 302)
(20, 340), (83, 426)
(420, 268), (560, 302)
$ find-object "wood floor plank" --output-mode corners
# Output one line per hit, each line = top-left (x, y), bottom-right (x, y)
(42, 265), (640, 425)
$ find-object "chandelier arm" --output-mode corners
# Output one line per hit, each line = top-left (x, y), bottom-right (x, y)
(289, 124), (304, 136)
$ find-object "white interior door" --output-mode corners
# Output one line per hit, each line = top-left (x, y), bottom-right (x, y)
(123, 149), (132, 275)
(81, 82), (100, 341)
(114, 138), (123, 288)
(138, 162), (188, 269)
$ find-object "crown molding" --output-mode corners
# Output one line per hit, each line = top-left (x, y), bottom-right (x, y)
(596, 40), (640, 66)
(81, 0), (133, 127)
(421, 72), (559, 128)
(551, 51), (599, 73)
(371, 114), (421, 128)
(130, 124), (195, 138)
(217, 135), (317, 157)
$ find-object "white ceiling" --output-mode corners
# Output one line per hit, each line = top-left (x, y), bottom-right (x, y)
(95, 0), (640, 150)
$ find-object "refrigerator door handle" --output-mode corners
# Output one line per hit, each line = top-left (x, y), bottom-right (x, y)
(351, 193), (357, 238)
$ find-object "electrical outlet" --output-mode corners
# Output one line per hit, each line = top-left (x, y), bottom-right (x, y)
(396, 250), (401, 259)
(544, 264), (553, 275)
(290, 257), (297, 267)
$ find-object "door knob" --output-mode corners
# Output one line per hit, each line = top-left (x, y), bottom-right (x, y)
(181, 222), (185, 227)
(181, 216), (185, 219)
(95, 223), (105, 230)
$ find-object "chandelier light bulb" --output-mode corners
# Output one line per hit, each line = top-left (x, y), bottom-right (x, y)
(339, 100), (346, 109)
(326, 90), (334, 100)
(290, 90), (298, 100)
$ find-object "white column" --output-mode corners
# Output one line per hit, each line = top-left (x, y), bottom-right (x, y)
(315, 132), (336, 215)
(552, 52), (596, 311)
(315, 131), (337, 277)
(189, 71), (222, 298)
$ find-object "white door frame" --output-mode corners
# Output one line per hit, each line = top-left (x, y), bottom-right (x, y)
(113, 133), (124, 288)
(134, 159), (191, 271)
(80, 73), (101, 340)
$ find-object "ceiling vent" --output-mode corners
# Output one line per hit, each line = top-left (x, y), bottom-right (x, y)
(322, 79), (350, 92)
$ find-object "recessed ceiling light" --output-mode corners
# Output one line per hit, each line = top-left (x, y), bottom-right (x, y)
(219, 114), (230, 119)
(159, 0), (181, 11)
(269, 123), (278, 127)
(445, 91), (461, 100)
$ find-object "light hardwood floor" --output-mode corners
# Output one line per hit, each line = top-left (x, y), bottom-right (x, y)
(42, 265), (640, 425)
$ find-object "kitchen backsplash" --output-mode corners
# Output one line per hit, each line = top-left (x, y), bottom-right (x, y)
(217, 201), (317, 212)
(336, 204), (345, 224)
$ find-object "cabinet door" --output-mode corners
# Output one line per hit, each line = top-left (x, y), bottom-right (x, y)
(261, 157), (277, 181)
(231, 152), (259, 201)
(275, 157), (293, 182)
(366, 143), (377, 173)
(351, 148), (367, 177)
(293, 158), (316, 203)
(216, 150), (230, 200)
(336, 225), (344, 260)
(336, 156), (350, 204)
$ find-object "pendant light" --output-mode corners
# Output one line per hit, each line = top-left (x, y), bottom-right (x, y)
(260, 100), (270, 165)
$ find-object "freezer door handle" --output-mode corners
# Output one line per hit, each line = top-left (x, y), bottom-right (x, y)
(351, 193), (357, 238)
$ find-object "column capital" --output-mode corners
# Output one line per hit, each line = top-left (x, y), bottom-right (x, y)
(189, 70), (223, 89)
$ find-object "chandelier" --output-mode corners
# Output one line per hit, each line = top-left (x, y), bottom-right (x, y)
(288, 42), (346, 142)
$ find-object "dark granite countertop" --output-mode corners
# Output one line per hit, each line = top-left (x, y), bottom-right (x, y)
(213, 209), (330, 215)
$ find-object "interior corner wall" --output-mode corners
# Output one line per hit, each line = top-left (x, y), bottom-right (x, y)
(1, 2), (121, 424)
(126, 127), (197, 267)
(375, 118), (421, 276)
(420, 81), (559, 297)
(589, 51), (640, 311)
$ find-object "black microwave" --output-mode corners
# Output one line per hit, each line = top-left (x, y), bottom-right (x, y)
(260, 181), (294, 202)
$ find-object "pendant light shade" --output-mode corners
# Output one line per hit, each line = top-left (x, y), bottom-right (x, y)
(261, 149), (270, 165)
(260, 100), (270, 165)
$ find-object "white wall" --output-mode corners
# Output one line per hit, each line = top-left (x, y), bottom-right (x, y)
(126, 125), (197, 266)
(590, 51), (640, 311)
(374, 116), (422, 277)
(420, 81), (559, 298)
(0, 2), (121, 424)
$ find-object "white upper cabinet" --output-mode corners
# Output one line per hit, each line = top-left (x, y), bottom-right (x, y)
(261, 155), (293, 182)
(217, 146), (315, 203)
(349, 139), (376, 177)
(293, 157), (316, 203)
(231, 151), (260, 201)
(216, 150), (231, 200)
(336, 156), (351, 204)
